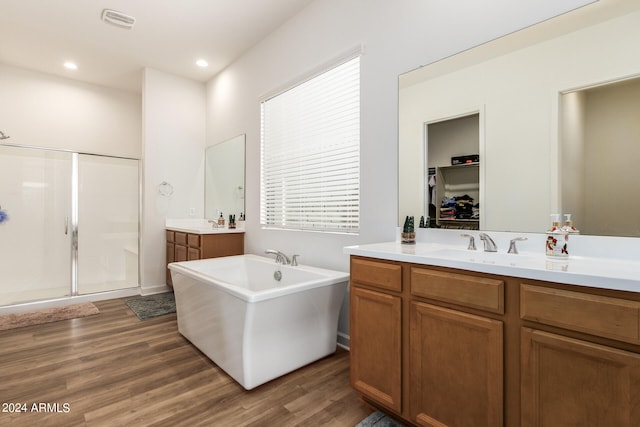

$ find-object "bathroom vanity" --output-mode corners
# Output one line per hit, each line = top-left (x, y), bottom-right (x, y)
(345, 234), (640, 427)
(166, 220), (244, 286)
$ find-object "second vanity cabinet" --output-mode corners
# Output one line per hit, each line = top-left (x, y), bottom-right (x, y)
(350, 255), (640, 427)
(520, 284), (640, 427)
(166, 230), (244, 285)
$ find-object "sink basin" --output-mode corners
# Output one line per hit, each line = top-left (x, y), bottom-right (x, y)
(430, 249), (542, 267)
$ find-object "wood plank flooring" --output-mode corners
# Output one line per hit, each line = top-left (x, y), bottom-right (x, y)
(0, 298), (372, 427)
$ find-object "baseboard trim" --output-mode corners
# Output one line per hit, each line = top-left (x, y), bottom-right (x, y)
(140, 284), (172, 296)
(0, 287), (140, 316)
(337, 331), (350, 350)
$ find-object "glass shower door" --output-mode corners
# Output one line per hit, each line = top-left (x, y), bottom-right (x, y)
(0, 146), (73, 306)
(77, 154), (139, 295)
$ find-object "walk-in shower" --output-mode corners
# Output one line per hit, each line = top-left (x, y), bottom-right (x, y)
(0, 144), (139, 311)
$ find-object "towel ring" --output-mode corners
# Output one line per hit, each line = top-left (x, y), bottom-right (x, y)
(158, 181), (174, 197)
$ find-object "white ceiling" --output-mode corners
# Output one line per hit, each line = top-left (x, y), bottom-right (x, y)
(0, 0), (314, 93)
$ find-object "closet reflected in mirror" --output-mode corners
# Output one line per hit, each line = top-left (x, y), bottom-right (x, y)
(425, 114), (480, 229)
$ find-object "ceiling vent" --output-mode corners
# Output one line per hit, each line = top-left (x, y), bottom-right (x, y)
(101, 9), (136, 29)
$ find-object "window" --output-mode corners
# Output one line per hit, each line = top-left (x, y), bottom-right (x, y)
(260, 56), (360, 233)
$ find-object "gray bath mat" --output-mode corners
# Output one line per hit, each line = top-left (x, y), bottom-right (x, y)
(125, 292), (176, 320)
(357, 411), (405, 427)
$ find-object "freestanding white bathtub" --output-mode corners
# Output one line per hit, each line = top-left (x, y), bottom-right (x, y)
(168, 254), (349, 390)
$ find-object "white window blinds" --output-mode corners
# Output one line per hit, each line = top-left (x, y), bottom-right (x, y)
(260, 56), (360, 233)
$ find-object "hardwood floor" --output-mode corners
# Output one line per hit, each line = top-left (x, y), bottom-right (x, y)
(0, 298), (372, 427)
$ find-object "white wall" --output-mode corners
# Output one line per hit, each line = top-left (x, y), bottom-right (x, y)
(204, 0), (592, 342)
(0, 63), (141, 158)
(141, 68), (206, 293)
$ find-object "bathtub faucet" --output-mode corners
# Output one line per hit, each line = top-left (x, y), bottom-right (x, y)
(265, 249), (291, 265)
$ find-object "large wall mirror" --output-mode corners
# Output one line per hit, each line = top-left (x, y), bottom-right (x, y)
(399, 0), (640, 237)
(205, 134), (246, 220)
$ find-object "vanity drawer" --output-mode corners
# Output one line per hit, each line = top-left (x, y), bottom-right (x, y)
(521, 284), (640, 344)
(166, 230), (175, 243)
(187, 233), (201, 248)
(410, 267), (504, 314)
(351, 257), (402, 292)
(174, 232), (188, 246)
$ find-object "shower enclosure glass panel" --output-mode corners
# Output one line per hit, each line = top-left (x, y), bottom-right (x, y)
(77, 155), (139, 295)
(0, 146), (72, 306)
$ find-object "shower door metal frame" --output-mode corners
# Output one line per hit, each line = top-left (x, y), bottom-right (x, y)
(71, 153), (79, 296)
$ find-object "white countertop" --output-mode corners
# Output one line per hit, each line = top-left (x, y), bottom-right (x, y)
(166, 218), (245, 235)
(344, 238), (640, 293)
(166, 225), (245, 235)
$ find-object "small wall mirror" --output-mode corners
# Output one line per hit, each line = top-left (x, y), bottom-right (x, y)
(205, 134), (246, 220)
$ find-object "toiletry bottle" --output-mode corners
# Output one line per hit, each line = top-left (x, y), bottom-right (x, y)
(563, 214), (580, 234)
(238, 213), (245, 229)
(228, 214), (236, 229)
(545, 214), (568, 258)
(218, 212), (225, 227)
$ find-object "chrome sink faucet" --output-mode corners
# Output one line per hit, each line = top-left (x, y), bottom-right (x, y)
(508, 237), (528, 254)
(479, 233), (498, 252)
(265, 249), (291, 265)
(460, 234), (477, 250)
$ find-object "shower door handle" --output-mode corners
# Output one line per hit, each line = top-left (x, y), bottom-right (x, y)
(65, 216), (69, 235)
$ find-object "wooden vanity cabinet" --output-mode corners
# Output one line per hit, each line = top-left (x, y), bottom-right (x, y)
(166, 230), (244, 286)
(350, 255), (640, 427)
(350, 257), (403, 413)
(521, 328), (640, 427)
(408, 266), (504, 427)
(350, 256), (505, 426)
(520, 283), (640, 427)
(166, 231), (176, 285)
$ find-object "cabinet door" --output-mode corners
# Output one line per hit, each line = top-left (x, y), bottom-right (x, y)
(187, 247), (200, 261)
(200, 233), (244, 258)
(410, 302), (503, 427)
(187, 233), (201, 248)
(350, 286), (402, 413)
(166, 242), (175, 286)
(174, 244), (188, 263)
(521, 327), (640, 427)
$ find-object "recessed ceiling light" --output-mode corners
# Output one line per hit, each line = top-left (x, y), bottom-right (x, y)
(64, 62), (78, 70)
(196, 59), (209, 68)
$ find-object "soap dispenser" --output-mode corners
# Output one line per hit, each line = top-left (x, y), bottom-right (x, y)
(545, 214), (568, 258)
(218, 212), (225, 228)
(563, 214), (580, 234)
